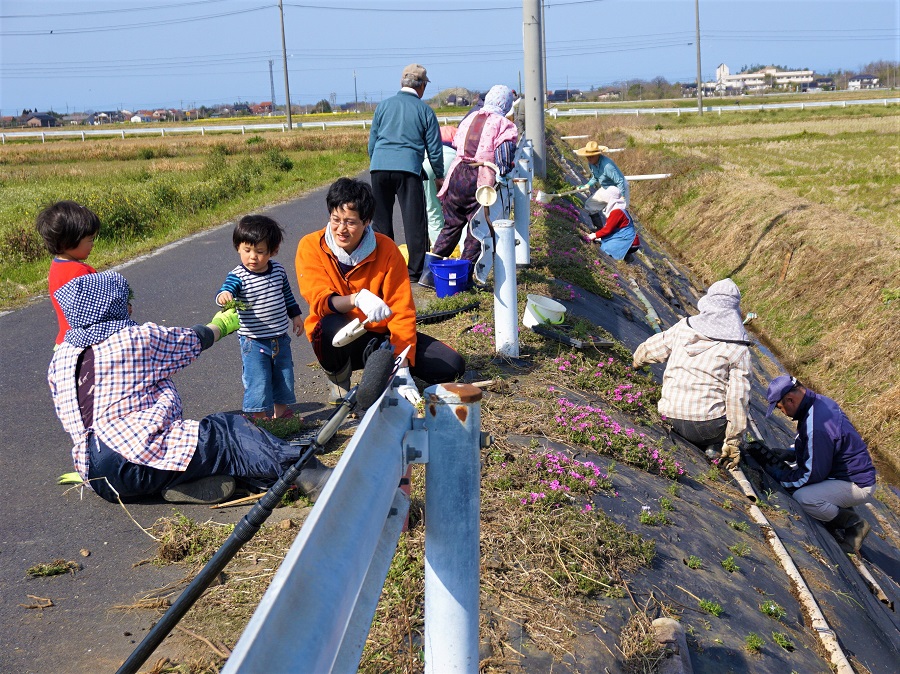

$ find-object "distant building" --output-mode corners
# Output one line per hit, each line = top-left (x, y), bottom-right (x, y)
(23, 112), (59, 127)
(547, 89), (583, 103)
(706, 64), (814, 94)
(848, 74), (879, 90)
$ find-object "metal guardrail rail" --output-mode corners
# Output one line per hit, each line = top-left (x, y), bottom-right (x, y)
(220, 375), (486, 673)
(6, 95), (896, 144)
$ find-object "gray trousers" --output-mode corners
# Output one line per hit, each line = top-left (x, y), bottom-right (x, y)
(792, 480), (876, 521)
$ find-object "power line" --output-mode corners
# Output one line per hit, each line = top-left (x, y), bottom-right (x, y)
(0, 0), (240, 19)
(0, 5), (271, 36)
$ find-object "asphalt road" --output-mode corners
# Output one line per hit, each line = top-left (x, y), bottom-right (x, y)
(0, 180), (396, 673)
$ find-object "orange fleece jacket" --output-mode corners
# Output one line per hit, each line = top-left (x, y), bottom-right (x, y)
(296, 229), (418, 365)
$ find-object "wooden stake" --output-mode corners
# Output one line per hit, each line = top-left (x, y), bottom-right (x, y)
(210, 492), (265, 509)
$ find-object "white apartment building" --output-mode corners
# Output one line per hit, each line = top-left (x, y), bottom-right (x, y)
(707, 64), (815, 94)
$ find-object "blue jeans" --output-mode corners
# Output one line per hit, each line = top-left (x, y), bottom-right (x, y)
(87, 413), (303, 502)
(240, 334), (296, 414)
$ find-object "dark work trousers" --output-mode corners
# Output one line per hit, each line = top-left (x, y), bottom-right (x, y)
(668, 416), (727, 454)
(311, 312), (465, 385)
(431, 163), (483, 264)
(86, 413), (303, 503)
(370, 170), (429, 281)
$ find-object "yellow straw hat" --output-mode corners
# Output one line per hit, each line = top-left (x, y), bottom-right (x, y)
(574, 140), (609, 157)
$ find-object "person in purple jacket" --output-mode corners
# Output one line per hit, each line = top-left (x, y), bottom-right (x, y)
(765, 375), (876, 553)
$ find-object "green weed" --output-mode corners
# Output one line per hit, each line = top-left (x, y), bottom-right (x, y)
(721, 556), (740, 573)
(686, 555), (703, 569)
(745, 632), (764, 653)
(699, 599), (723, 617)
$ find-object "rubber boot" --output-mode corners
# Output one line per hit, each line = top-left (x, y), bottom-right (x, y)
(418, 252), (439, 289)
(324, 361), (352, 405)
(294, 457), (333, 502)
(825, 508), (870, 553)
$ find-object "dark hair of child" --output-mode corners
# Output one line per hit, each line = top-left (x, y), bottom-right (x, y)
(326, 177), (376, 222)
(233, 215), (284, 252)
(35, 201), (101, 255)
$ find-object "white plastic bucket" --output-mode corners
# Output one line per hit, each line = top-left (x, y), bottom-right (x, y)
(475, 184), (497, 207)
(522, 294), (566, 328)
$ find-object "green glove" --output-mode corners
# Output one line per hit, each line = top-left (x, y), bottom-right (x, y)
(210, 308), (240, 339)
(58, 472), (83, 485)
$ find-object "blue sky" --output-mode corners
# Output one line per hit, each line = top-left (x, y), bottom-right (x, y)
(1, 0), (897, 115)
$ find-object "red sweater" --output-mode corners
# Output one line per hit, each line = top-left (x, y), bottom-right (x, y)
(591, 209), (640, 248)
(49, 258), (97, 344)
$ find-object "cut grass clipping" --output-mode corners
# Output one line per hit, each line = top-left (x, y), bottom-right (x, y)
(26, 559), (80, 577)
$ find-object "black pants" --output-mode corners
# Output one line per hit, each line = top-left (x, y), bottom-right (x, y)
(370, 170), (429, 280)
(668, 416), (727, 454)
(87, 413), (302, 503)
(311, 313), (465, 385)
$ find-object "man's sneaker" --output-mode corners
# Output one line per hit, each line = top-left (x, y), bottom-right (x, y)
(162, 475), (236, 505)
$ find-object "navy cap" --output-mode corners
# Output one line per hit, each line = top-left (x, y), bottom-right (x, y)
(766, 375), (797, 417)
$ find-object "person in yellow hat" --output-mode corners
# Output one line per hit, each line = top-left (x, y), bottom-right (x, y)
(574, 140), (630, 225)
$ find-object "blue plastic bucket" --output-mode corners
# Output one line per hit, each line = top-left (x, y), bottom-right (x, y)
(431, 258), (471, 298)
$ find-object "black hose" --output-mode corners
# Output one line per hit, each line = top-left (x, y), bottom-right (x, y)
(116, 348), (395, 674)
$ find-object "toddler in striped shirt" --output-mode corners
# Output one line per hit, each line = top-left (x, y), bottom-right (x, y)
(217, 215), (303, 420)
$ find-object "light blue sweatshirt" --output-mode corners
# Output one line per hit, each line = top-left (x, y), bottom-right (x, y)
(368, 90), (444, 178)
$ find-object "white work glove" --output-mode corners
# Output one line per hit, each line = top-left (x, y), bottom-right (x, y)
(587, 232), (598, 241)
(395, 366), (422, 406)
(354, 289), (392, 323)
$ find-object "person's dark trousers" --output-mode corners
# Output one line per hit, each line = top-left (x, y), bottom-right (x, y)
(668, 416), (727, 455)
(432, 163), (482, 264)
(370, 170), (429, 281)
(87, 413), (302, 503)
(312, 313), (466, 385)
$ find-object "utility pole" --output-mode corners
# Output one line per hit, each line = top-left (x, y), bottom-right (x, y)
(268, 60), (277, 113)
(523, 0), (546, 177)
(695, 0), (703, 114)
(278, 0), (293, 129)
(353, 70), (358, 112)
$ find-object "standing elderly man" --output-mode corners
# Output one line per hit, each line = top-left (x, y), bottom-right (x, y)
(632, 278), (752, 469)
(368, 63), (445, 283)
(764, 375), (876, 553)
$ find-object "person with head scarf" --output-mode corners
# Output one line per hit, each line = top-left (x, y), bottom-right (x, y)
(47, 271), (333, 505)
(422, 125), (459, 248)
(632, 278), (752, 468)
(419, 84), (518, 288)
(585, 185), (640, 260)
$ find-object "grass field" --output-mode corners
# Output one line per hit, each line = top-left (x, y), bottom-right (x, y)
(0, 129), (369, 307)
(557, 105), (900, 475)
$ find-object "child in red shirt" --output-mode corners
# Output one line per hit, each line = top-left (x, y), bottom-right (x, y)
(36, 201), (100, 344)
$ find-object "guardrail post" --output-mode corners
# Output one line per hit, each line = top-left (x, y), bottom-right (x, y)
(121, 130), (125, 139)
(201, 127), (205, 136)
(241, 126), (245, 134)
(492, 219), (519, 358)
(161, 129), (165, 136)
(424, 383), (483, 673)
(512, 178), (530, 265)
(42, 133), (46, 143)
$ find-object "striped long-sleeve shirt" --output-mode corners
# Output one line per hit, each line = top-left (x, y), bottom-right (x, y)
(633, 318), (751, 444)
(218, 260), (302, 339)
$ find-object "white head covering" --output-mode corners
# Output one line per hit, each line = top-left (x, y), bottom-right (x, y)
(601, 185), (627, 217)
(688, 278), (749, 342)
(482, 85), (513, 116)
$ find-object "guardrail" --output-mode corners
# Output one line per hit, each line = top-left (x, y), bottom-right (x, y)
(220, 375), (486, 673)
(549, 96), (898, 118)
(0, 115), (466, 144)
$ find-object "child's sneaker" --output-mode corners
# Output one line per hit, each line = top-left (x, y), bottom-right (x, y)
(162, 475), (236, 504)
